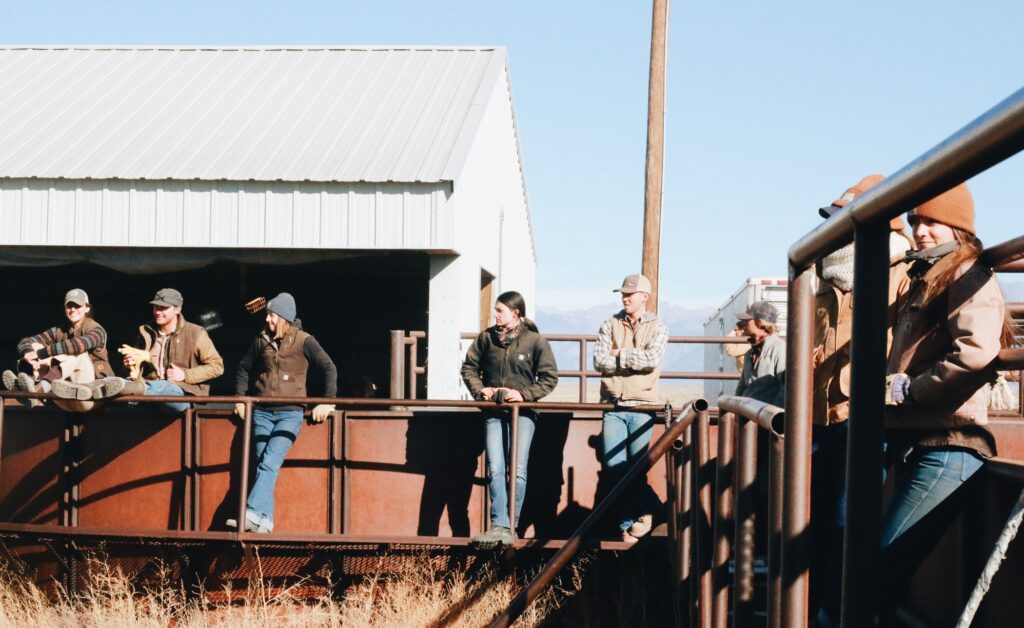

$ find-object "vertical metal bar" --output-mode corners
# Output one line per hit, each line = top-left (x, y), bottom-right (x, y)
(71, 420), (80, 527)
(841, 222), (890, 627)
(680, 422), (694, 625)
(733, 415), (758, 628)
(712, 412), (736, 628)
(782, 265), (815, 627)
(183, 408), (193, 531)
(389, 330), (405, 399)
(238, 400), (253, 533)
(666, 444), (680, 626)
(194, 410), (202, 531)
(329, 410), (343, 534)
(0, 399), (5, 482)
(694, 408), (713, 628)
(508, 404), (520, 535)
(768, 434), (785, 628)
(407, 336), (418, 400)
(61, 420), (71, 526)
(342, 409), (350, 533)
(579, 338), (587, 403)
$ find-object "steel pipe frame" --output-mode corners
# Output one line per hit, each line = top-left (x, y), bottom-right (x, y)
(681, 422), (695, 627)
(732, 413), (758, 628)
(508, 405), (520, 536)
(768, 431), (785, 628)
(717, 395), (785, 436)
(693, 408), (713, 628)
(711, 412), (736, 628)
(489, 399), (709, 628)
(781, 266), (815, 627)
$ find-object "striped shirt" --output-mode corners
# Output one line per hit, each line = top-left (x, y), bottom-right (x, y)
(18, 324), (107, 360)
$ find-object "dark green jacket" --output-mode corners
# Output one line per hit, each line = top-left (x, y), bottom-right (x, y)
(461, 326), (558, 402)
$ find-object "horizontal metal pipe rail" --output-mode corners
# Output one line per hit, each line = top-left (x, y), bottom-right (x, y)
(718, 395), (785, 436)
(489, 398), (709, 628)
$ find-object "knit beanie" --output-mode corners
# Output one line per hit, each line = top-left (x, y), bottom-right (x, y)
(826, 174), (906, 232)
(910, 183), (975, 235)
(267, 292), (297, 323)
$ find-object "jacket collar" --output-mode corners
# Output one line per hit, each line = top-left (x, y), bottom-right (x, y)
(615, 310), (658, 324)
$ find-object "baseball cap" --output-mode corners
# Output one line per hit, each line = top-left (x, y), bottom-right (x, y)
(150, 288), (184, 308)
(736, 301), (780, 324)
(64, 288), (89, 306)
(614, 274), (652, 294)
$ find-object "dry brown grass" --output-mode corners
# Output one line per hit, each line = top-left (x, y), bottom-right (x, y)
(0, 552), (594, 627)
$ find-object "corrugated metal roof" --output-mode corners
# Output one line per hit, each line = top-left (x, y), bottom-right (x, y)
(0, 46), (507, 183)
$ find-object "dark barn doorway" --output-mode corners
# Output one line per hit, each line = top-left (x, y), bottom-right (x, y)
(0, 251), (431, 398)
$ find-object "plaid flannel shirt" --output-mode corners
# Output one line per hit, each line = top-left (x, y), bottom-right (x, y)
(594, 311), (669, 374)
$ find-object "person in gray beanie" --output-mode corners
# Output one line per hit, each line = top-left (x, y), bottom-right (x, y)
(228, 292), (337, 533)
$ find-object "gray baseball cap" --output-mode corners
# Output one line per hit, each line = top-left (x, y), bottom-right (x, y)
(736, 301), (779, 324)
(150, 288), (184, 307)
(64, 288), (89, 306)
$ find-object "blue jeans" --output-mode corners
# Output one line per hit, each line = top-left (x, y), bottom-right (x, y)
(246, 407), (303, 532)
(143, 379), (190, 413)
(879, 447), (984, 622)
(108, 377), (190, 413)
(602, 410), (662, 531)
(484, 410), (536, 529)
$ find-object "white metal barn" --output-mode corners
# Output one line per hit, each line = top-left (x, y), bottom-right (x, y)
(0, 46), (537, 400)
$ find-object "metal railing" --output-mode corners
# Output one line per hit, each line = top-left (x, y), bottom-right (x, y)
(781, 85), (1024, 626)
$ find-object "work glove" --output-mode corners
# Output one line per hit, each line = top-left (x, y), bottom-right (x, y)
(311, 404), (335, 423)
(885, 373), (912, 406)
(233, 403), (246, 419)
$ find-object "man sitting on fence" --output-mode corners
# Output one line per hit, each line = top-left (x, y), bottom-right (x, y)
(54, 288), (224, 413)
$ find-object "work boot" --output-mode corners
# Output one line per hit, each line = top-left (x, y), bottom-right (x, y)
(628, 514), (653, 538)
(15, 373), (43, 408)
(2, 370), (17, 391)
(52, 380), (94, 401)
(470, 526), (515, 550)
(94, 377), (145, 399)
(225, 518), (260, 533)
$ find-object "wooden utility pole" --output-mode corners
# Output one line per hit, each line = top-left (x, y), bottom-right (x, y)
(641, 0), (669, 312)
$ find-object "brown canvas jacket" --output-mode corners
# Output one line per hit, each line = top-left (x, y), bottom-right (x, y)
(461, 326), (558, 402)
(813, 258), (911, 425)
(136, 315), (224, 395)
(885, 255), (1005, 429)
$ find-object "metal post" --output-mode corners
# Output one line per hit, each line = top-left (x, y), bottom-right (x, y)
(508, 404), (520, 536)
(694, 408), (713, 628)
(389, 330), (405, 399)
(768, 434), (785, 628)
(841, 222), (890, 627)
(194, 410), (203, 531)
(406, 335), (418, 400)
(642, 0), (670, 311)
(681, 422), (695, 626)
(712, 412), (736, 628)
(781, 266), (815, 627)
(0, 399), (5, 483)
(579, 338), (587, 403)
(184, 408), (193, 531)
(733, 415), (758, 628)
(238, 400), (253, 533)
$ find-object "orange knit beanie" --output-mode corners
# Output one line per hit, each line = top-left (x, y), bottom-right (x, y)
(910, 183), (975, 235)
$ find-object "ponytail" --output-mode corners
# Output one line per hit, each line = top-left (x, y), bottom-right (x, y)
(496, 291), (541, 332)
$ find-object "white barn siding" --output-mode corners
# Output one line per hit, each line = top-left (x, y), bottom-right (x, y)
(426, 66), (537, 399)
(0, 179), (450, 250)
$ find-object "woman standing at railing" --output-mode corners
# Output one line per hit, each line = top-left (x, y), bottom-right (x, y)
(461, 291), (558, 549)
(881, 182), (1015, 622)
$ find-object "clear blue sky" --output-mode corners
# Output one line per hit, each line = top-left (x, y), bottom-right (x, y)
(3, 1), (1022, 310)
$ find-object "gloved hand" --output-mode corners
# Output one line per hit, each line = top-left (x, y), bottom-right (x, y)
(233, 403), (246, 418)
(885, 373), (913, 406)
(311, 404), (335, 423)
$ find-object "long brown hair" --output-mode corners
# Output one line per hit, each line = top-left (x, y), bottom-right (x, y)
(924, 229), (1017, 348)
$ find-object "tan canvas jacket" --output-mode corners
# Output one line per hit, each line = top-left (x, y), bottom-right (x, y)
(885, 255), (1005, 428)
